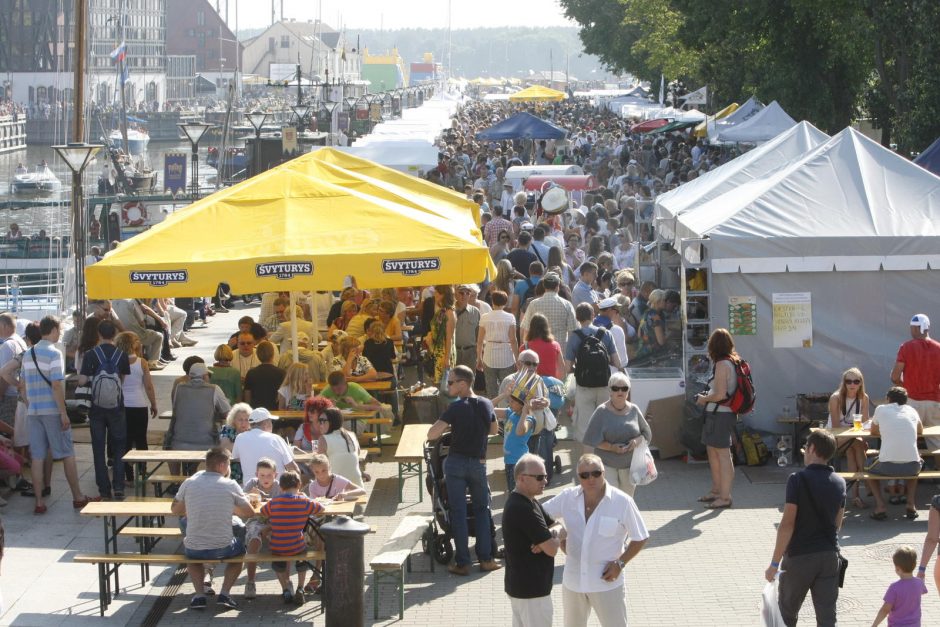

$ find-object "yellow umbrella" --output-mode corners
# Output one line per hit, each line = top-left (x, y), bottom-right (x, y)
(86, 161), (495, 299)
(508, 85), (567, 102)
(693, 102), (739, 138)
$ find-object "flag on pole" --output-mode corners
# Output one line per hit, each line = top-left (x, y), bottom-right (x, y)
(120, 65), (130, 85)
(681, 85), (708, 106)
(658, 74), (664, 106)
(109, 41), (126, 63)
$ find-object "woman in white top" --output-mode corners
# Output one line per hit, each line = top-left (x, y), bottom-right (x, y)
(868, 386), (924, 520)
(115, 332), (157, 482)
(826, 367), (871, 509)
(316, 408), (364, 487)
(476, 290), (519, 399)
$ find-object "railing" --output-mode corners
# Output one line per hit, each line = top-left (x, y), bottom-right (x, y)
(0, 270), (65, 315)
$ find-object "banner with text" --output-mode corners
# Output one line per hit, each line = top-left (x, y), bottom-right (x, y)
(164, 153), (187, 194)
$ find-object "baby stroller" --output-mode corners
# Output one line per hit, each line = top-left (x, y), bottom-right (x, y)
(421, 432), (501, 565)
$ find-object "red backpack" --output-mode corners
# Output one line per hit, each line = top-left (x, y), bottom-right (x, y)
(715, 357), (755, 415)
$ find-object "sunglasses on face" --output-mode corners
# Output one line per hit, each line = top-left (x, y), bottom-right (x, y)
(844, 379), (861, 385)
(610, 386), (629, 392)
(578, 469), (603, 479)
(446, 379), (462, 386)
(523, 473), (547, 482)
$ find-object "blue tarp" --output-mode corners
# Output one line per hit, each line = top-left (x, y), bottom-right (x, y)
(475, 112), (567, 140)
(914, 136), (940, 176)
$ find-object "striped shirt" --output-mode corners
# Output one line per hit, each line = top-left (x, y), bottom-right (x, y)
(22, 340), (64, 417)
(261, 493), (323, 555)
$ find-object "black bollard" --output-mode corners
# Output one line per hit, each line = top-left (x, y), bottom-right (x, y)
(321, 515), (370, 627)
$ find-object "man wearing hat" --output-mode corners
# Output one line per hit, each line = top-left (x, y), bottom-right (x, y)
(168, 362), (231, 452)
(891, 314), (940, 463)
(231, 407), (300, 488)
(595, 297), (629, 371)
(499, 179), (514, 213)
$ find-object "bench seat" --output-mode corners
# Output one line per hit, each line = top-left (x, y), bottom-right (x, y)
(369, 515), (431, 619)
(836, 470), (940, 481)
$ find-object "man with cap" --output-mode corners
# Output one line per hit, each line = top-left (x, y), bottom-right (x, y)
(520, 272), (578, 347)
(595, 297), (629, 371)
(499, 180), (515, 213)
(891, 314), (940, 464)
(231, 407), (300, 488)
(169, 362), (231, 451)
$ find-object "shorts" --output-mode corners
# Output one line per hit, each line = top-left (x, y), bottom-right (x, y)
(701, 411), (737, 449)
(28, 414), (75, 461)
(184, 536), (246, 560)
(271, 555), (310, 573)
(0, 396), (16, 426)
(245, 518), (269, 544)
(867, 459), (923, 477)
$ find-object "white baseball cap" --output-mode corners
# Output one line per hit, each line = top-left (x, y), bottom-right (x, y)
(248, 407), (277, 424)
(911, 314), (930, 333)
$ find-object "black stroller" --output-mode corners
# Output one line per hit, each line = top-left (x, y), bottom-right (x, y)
(421, 432), (501, 565)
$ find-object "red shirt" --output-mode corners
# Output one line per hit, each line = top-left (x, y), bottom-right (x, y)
(525, 338), (563, 378)
(261, 493), (323, 556)
(896, 338), (940, 401)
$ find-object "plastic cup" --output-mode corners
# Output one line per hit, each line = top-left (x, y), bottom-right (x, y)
(852, 414), (862, 431)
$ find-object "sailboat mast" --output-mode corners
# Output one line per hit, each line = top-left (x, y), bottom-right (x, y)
(118, 0), (129, 153)
(73, 0), (88, 143)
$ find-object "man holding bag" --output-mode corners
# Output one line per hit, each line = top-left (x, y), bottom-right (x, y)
(765, 430), (846, 627)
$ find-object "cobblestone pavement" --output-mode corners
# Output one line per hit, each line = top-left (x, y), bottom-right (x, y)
(1, 304), (938, 626)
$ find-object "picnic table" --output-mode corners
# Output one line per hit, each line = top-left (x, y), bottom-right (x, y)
(826, 424), (940, 439)
(313, 380), (392, 392)
(394, 424), (430, 503)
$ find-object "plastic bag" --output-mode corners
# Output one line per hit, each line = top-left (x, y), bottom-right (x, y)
(629, 437), (658, 486)
(760, 575), (786, 627)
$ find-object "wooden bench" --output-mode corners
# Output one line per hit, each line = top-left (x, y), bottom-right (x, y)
(74, 549), (325, 615)
(146, 474), (189, 497)
(394, 424), (430, 503)
(369, 515), (432, 620)
(836, 470), (940, 482)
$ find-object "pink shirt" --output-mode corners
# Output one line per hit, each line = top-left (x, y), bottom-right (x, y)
(307, 473), (352, 499)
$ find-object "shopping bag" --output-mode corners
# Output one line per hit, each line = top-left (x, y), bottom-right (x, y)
(760, 575), (786, 627)
(629, 437), (658, 485)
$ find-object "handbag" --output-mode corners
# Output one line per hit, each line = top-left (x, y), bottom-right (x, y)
(797, 474), (848, 587)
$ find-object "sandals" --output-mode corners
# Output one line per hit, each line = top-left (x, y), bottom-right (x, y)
(698, 493), (719, 503)
(73, 495), (102, 509)
(905, 509), (919, 520)
(33, 504), (47, 515)
(888, 495), (907, 505)
(705, 499), (732, 510)
(851, 496), (868, 509)
(870, 511), (888, 521)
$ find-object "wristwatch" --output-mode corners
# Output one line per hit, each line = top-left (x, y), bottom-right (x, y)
(614, 558), (626, 569)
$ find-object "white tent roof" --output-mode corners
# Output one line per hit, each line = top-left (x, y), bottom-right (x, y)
(676, 127), (940, 271)
(716, 96), (763, 126)
(655, 121), (830, 242)
(716, 100), (796, 143)
(334, 140), (440, 174)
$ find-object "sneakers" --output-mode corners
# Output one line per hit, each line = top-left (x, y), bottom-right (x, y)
(204, 583), (216, 596)
(447, 563), (471, 576)
(479, 560), (502, 572)
(179, 334), (198, 347)
(293, 589), (305, 605)
(281, 587), (294, 604)
(189, 596), (207, 610)
(243, 581), (256, 600)
(217, 593), (238, 609)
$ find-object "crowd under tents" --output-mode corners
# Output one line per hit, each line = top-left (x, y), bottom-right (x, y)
(475, 111), (568, 140)
(671, 127), (940, 433)
(715, 100), (795, 143)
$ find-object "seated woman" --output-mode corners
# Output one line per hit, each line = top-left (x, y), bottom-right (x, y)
(278, 362), (312, 410)
(362, 320), (396, 379)
(219, 403), (252, 485)
(330, 336), (378, 383)
(826, 367), (871, 509)
(868, 386), (924, 521)
(316, 408), (364, 487)
(294, 396), (333, 453)
(329, 300), (358, 334)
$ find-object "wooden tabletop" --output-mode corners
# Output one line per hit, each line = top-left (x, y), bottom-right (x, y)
(272, 410), (377, 421)
(312, 381), (392, 392)
(81, 494), (366, 517)
(123, 449), (320, 464)
(824, 425), (940, 439)
(396, 424), (431, 461)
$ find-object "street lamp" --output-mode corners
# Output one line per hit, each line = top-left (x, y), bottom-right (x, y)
(52, 141), (102, 322)
(177, 121), (212, 200)
(322, 102), (341, 146)
(291, 104), (311, 132)
(246, 111), (269, 176)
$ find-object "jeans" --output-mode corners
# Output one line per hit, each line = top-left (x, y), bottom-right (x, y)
(444, 452), (493, 566)
(90, 406), (126, 496)
(184, 536), (246, 560)
(527, 430), (557, 484)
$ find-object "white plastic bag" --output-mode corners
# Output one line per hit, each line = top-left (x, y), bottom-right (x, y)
(629, 437), (658, 486)
(760, 574), (786, 627)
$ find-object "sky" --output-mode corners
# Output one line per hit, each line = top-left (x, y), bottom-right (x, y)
(228, 0), (575, 31)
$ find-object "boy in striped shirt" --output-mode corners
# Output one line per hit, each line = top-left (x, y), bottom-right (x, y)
(260, 470), (323, 605)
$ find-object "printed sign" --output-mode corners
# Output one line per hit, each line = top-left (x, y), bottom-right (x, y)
(382, 257), (441, 276)
(256, 261), (314, 280)
(728, 296), (757, 336)
(281, 127), (297, 153)
(129, 270), (188, 287)
(772, 292), (813, 348)
(163, 153), (187, 194)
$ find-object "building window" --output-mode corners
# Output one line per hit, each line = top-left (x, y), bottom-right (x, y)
(281, 35), (290, 49)
(197, 11), (205, 26)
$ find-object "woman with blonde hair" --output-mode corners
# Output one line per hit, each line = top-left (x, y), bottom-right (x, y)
(827, 367), (871, 508)
(115, 331), (157, 482)
(219, 402), (252, 484)
(209, 343), (241, 404)
(331, 336), (378, 382)
(278, 362), (312, 410)
(635, 289), (667, 359)
(329, 300), (358, 333)
(363, 319), (396, 378)
(486, 259), (515, 303)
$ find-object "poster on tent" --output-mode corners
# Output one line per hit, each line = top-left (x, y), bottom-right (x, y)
(728, 296), (757, 336)
(772, 292), (813, 348)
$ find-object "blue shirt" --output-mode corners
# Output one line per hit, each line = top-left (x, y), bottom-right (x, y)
(514, 275), (541, 304)
(503, 410), (534, 465)
(564, 325), (617, 362)
(23, 340), (65, 416)
(571, 281), (598, 307)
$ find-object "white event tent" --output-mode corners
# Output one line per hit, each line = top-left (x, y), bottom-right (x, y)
(716, 100), (796, 143)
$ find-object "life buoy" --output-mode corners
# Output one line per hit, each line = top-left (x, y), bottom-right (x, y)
(122, 201), (148, 226)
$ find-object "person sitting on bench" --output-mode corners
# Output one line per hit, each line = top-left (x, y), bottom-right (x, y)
(868, 386), (924, 521)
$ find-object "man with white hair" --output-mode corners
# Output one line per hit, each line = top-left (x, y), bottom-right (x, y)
(231, 407), (300, 488)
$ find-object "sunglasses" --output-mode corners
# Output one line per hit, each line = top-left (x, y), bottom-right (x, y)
(610, 386), (630, 392)
(844, 379), (861, 385)
(523, 473), (547, 482)
(578, 470), (603, 479)
(520, 360), (538, 367)
(317, 418), (329, 423)
(446, 379), (463, 386)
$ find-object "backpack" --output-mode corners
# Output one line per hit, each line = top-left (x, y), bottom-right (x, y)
(715, 357), (755, 415)
(520, 278), (538, 312)
(740, 429), (770, 466)
(573, 328), (611, 388)
(90, 345), (124, 409)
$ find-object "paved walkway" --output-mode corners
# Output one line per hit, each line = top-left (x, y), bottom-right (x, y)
(1, 304), (938, 626)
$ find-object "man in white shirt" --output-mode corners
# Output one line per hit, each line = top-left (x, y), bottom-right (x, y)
(866, 386), (924, 518)
(542, 454), (649, 627)
(595, 298), (629, 370)
(231, 407), (300, 488)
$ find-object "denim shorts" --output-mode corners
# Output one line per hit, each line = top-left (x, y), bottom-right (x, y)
(184, 536), (246, 560)
(28, 414), (75, 461)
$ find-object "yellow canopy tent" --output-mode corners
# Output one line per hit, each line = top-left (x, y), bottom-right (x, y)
(693, 102), (739, 138)
(86, 161), (496, 299)
(508, 85), (567, 102)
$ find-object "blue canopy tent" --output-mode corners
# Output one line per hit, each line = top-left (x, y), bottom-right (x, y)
(914, 136), (940, 176)
(475, 112), (567, 140)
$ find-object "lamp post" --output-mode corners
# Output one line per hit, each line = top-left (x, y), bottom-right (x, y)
(322, 102), (340, 146)
(291, 103), (310, 133)
(246, 110), (269, 176)
(177, 122), (212, 200)
(52, 141), (102, 322)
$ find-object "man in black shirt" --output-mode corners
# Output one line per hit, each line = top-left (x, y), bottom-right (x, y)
(506, 231), (537, 278)
(503, 453), (561, 626)
(765, 430), (846, 627)
(428, 365), (501, 576)
(242, 340), (285, 411)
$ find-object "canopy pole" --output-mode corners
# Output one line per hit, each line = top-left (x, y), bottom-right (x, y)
(290, 291), (299, 362)
(310, 293), (319, 342)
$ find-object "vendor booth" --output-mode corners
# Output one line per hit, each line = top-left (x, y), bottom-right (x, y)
(716, 100), (797, 144)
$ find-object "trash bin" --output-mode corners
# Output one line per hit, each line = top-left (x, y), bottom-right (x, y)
(321, 516), (370, 627)
(402, 389), (448, 424)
